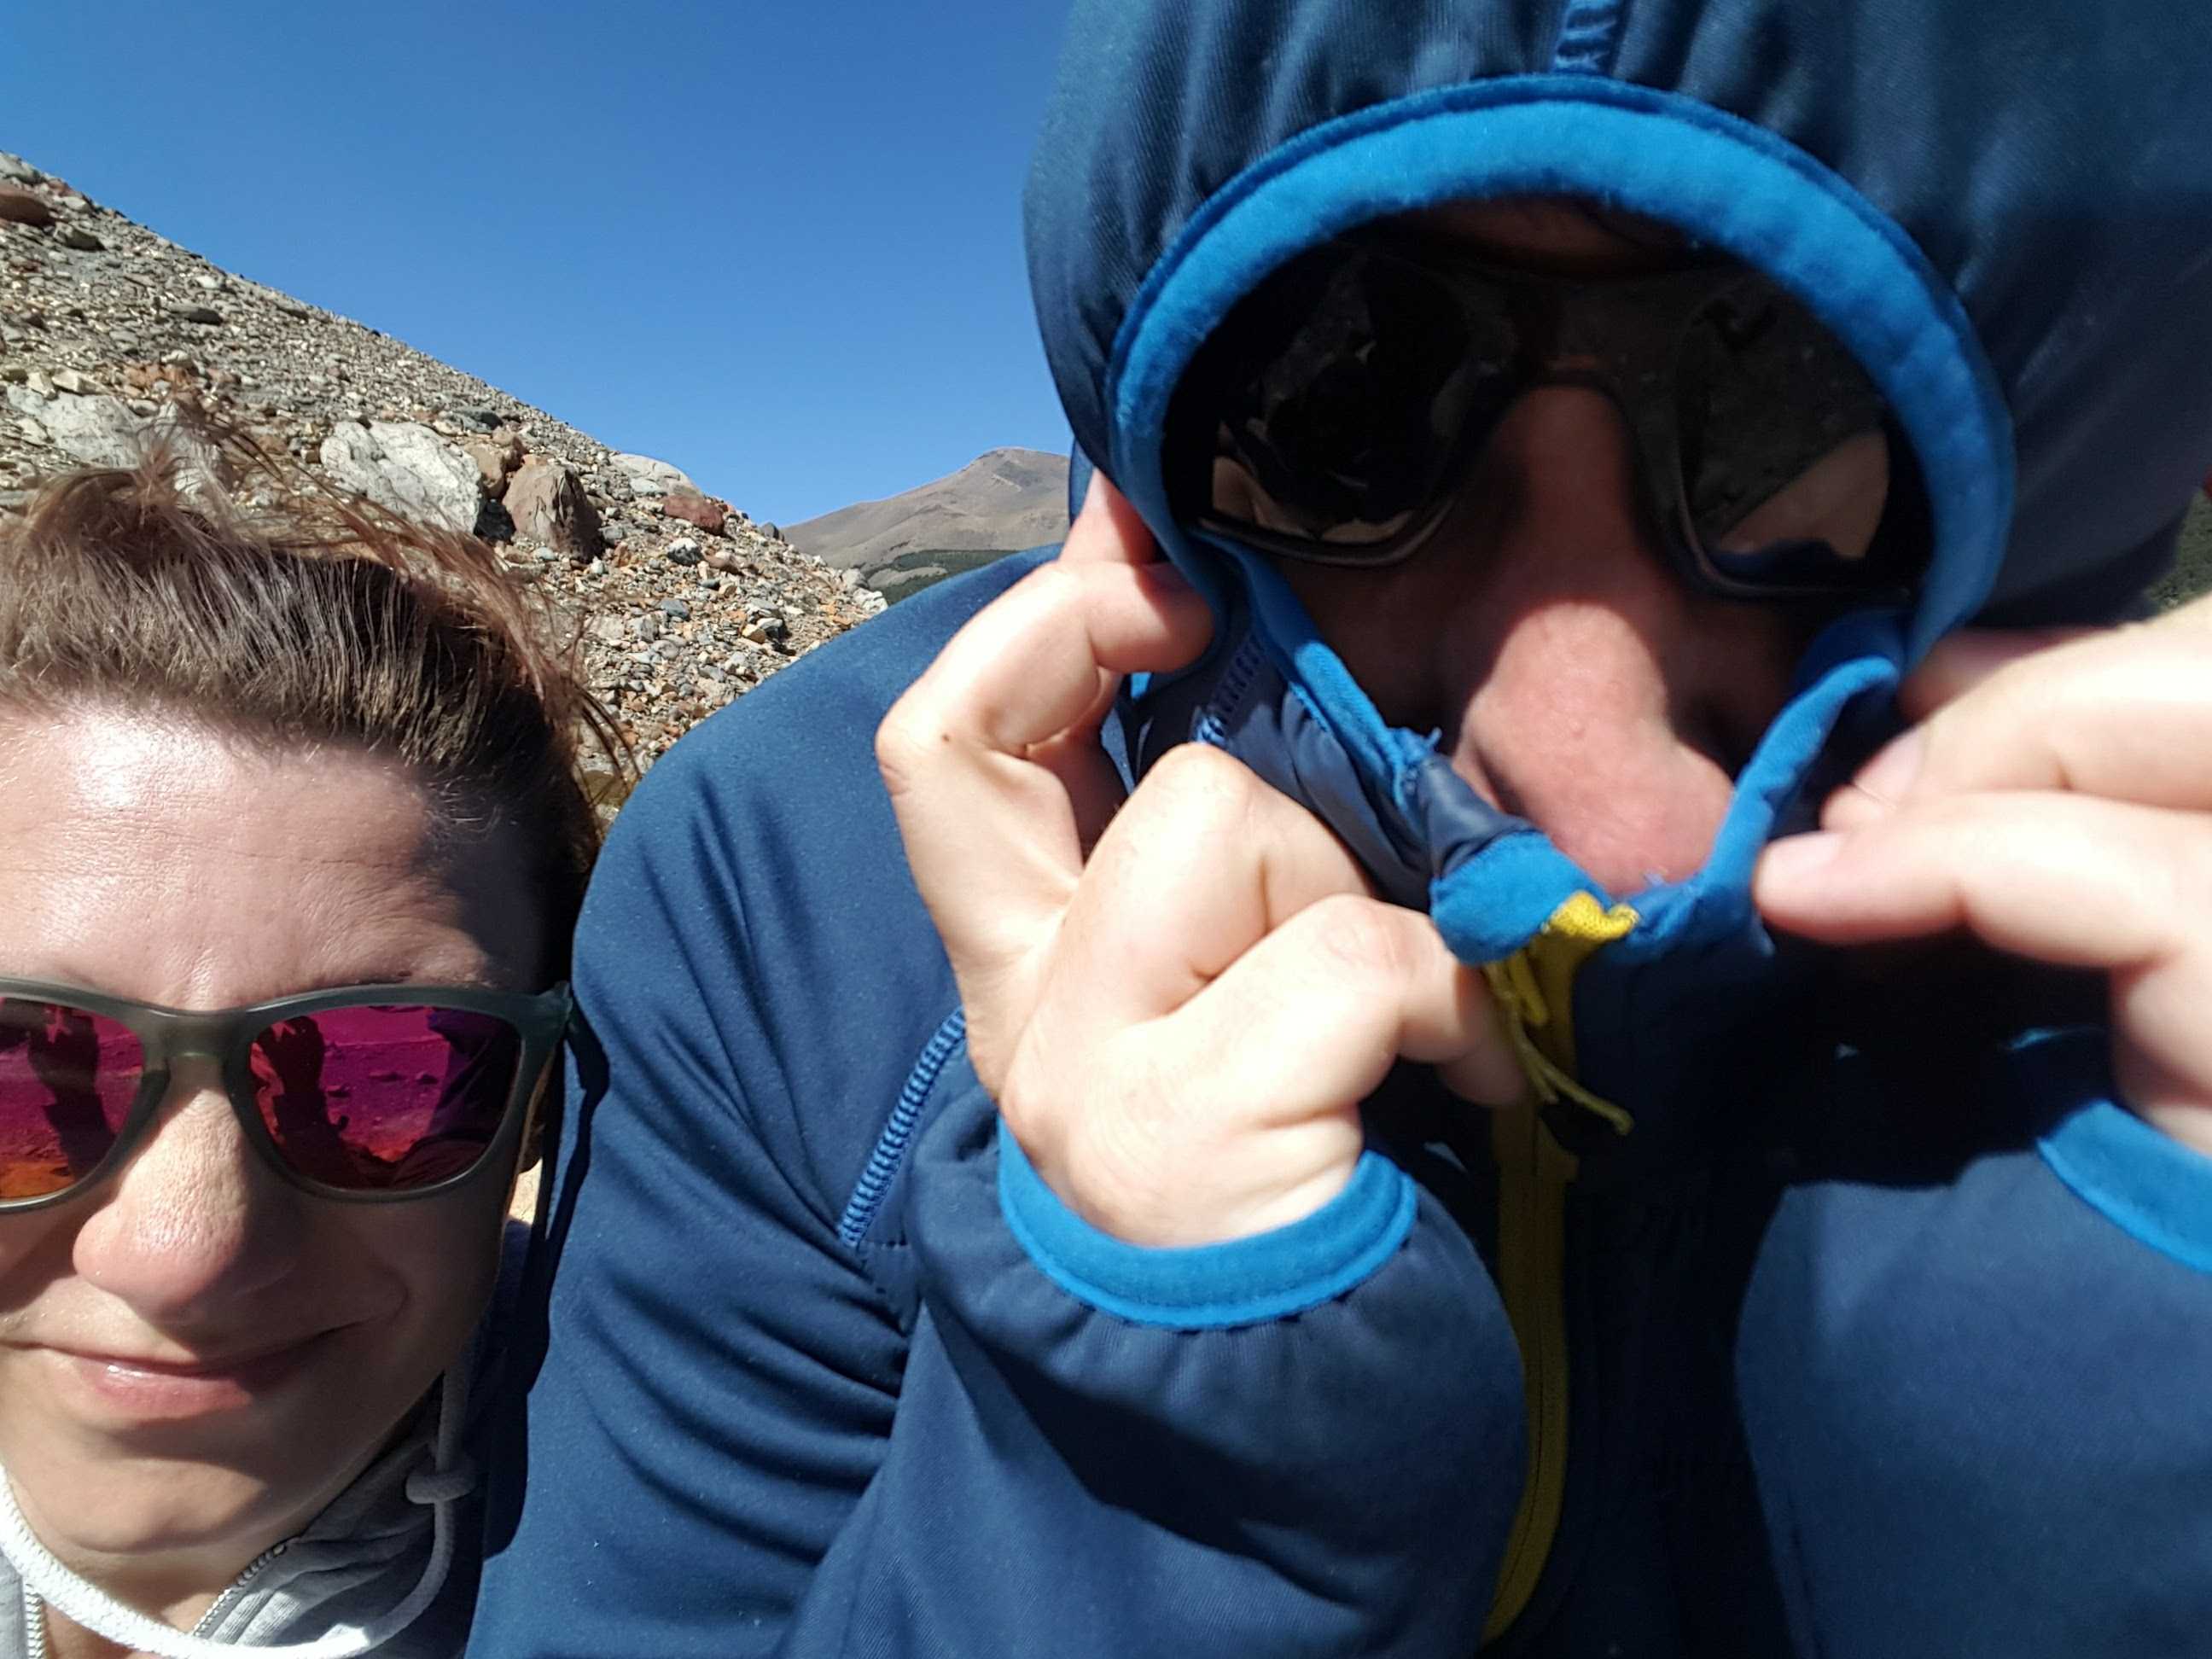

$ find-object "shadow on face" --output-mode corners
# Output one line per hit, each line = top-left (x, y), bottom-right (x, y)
(1230, 199), (1871, 894)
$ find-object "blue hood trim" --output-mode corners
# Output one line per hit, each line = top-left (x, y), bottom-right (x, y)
(1107, 76), (2013, 661)
(1109, 75), (1998, 963)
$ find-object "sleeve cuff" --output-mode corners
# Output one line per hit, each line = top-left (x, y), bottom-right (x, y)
(2040, 1094), (2212, 1276)
(995, 1119), (1417, 1329)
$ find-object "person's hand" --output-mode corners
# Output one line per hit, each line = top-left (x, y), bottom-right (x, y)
(877, 480), (1522, 1247)
(251, 1016), (327, 1100)
(26, 1005), (99, 1101)
(1756, 595), (2212, 1157)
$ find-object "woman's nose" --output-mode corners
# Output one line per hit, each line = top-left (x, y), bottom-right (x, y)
(71, 1062), (301, 1322)
(1450, 385), (1774, 893)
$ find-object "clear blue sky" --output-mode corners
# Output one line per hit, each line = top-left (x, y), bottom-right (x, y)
(0, 1), (1077, 526)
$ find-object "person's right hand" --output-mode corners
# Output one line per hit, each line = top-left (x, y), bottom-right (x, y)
(876, 480), (1522, 1248)
(26, 1005), (98, 1100)
(251, 1015), (327, 1099)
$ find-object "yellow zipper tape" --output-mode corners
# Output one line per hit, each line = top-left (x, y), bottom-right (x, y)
(1478, 893), (1637, 1645)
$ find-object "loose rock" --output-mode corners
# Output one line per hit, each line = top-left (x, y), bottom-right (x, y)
(0, 189), (54, 229)
(462, 433), (521, 493)
(662, 486), (727, 534)
(505, 456), (605, 562)
(0, 143), (885, 779)
(319, 421), (481, 533)
(609, 451), (695, 498)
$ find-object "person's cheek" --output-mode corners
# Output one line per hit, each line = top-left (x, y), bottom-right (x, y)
(0, 1211), (75, 1329)
(341, 1181), (510, 1402)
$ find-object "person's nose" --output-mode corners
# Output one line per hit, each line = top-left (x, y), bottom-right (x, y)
(72, 1061), (303, 1324)
(1450, 385), (1773, 894)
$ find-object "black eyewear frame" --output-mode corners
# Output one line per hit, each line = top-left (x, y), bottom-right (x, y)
(1173, 230), (1928, 605)
(0, 979), (571, 1212)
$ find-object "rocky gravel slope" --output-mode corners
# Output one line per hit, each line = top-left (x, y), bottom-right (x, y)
(0, 148), (884, 793)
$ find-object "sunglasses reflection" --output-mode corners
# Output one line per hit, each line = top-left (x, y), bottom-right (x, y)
(0, 1000), (513, 1199)
(0, 1004), (114, 1196)
(250, 1008), (510, 1191)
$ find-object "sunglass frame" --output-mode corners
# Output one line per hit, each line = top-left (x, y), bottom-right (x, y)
(1182, 230), (1921, 605)
(0, 978), (571, 1211)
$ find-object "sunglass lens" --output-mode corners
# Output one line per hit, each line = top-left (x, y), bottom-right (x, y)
(1676, 282), (1912, 589)
(1182, 245), (1516, 553)
(0, 998), (141, 1200)
(249, 1005), (521, 1193)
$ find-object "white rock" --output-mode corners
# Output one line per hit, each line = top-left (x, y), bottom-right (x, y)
(318, 421), (480, 533)
(23, 394), (138, 465)
(608, 451), (696, 498)
(8, 394), (219, 487)
(0, 154), (39, 186)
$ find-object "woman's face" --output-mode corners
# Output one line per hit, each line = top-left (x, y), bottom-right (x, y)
(0, 710), (545, 1602)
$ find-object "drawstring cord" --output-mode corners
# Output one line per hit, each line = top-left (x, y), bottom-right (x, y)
(1482, 952), (1635, 1137)
(1, 1365), (472, 1659)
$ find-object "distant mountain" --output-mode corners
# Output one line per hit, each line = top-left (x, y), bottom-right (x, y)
(788, 447), (1070, 599)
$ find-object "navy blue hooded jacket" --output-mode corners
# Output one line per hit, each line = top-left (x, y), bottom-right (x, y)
(471, 3), (2212, 1655)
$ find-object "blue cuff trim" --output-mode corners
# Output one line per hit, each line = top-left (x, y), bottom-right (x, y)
(995, 1121), (1417, 1329)
(2040, 1097), (2212, 1277)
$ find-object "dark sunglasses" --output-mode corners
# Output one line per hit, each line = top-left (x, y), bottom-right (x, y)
(0, 980), (569, 1209)
(1167, 230), (1929, 603)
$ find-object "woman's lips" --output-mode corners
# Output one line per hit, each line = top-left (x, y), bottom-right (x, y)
(48, 1332), (335, 1421)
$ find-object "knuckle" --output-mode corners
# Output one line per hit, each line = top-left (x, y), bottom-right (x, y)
(1132, 741), (1264, 829)
(1015, 558), (1092, 620)
(873, 695), (949, 795)
(1296, 892), (1415, 985)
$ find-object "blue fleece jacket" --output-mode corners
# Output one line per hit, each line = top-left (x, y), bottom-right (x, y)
(472, 3), (2212, 1655)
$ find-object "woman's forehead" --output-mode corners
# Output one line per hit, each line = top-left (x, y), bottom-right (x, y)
(0, 709), (537, 1006)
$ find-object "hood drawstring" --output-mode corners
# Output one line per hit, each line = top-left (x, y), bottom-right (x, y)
(1479, 894), (1639, 1138)
(2, 1365), (473, 1659)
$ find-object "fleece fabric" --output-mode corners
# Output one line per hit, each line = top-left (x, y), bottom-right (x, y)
(473, 2), (2212, 1655)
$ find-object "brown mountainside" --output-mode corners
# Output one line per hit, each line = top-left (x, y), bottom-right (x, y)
(0, 148), (883, 787)
(787, 446), (1068, 600)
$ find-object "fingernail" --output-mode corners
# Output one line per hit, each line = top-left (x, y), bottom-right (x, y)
(1757, 830), (1846, 888)
(1850, 728), (1923, 809)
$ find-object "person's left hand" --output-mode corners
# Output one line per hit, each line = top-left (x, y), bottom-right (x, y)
(252, 1016), (327, 1099)
(26, 1005), (98, 1101)
(1755, 592), (2212, 1158)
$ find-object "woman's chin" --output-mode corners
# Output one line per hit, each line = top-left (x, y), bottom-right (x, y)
(2, 1425), (363, 1574)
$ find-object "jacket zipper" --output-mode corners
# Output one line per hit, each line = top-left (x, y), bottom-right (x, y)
(1477, 894), (1638, 1646)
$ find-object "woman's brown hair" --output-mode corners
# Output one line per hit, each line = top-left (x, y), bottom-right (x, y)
(0, 431), (626, 981)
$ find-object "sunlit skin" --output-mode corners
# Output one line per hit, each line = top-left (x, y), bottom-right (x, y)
(1266, 200), (1811, 894)
(881, 195), (2212, 1255)
(0, 711), (542, 1655)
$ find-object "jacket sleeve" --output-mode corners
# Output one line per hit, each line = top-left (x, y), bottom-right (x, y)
(789, 1053), (1528, 1658)
(469, 567), (1530, 1657)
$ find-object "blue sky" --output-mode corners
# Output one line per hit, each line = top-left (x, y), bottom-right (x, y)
(0, 1), (1077, 526)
